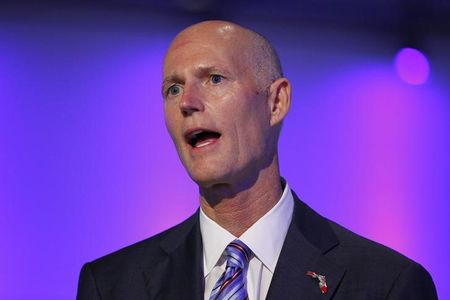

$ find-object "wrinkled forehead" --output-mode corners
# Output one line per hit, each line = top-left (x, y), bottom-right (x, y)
(168, 22), (238, 51)
(166, 22), (252, 56)
(163, 24), (252, 69)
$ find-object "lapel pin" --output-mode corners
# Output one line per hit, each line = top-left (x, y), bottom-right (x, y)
(306, 271), (328, 294)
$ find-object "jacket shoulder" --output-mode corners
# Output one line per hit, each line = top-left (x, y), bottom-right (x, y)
(326, 220), (437, 298)
(89, 210), (198, 269)
(328, 220), (417, 268)
(77, 211), (199, 299)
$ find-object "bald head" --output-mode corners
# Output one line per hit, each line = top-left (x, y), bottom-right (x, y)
(165, 20), (283, 92)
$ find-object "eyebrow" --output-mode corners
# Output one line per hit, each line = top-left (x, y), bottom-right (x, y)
(162, 74), (183, 87)
(163, 65), (229, 83)
(193, 65), (228, 77)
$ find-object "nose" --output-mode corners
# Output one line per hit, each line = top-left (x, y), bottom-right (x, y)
(179, 83), (205, 117)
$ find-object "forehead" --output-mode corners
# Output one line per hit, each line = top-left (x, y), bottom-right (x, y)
(163, 32), (248, 77)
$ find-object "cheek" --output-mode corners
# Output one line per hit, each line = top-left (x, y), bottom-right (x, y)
(163, 107), (180, 142)
(231, 104), (270, 154)
(233, 94), (269, 130)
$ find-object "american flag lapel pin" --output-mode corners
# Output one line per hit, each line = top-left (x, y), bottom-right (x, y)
(306, 271), (328, 294)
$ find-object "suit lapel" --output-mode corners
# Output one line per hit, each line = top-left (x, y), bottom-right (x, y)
(142, 190), (346, 299)
(267, 193), (346, 299)
(143, 211), (204, 300)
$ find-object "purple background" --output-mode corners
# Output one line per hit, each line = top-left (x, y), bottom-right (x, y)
(1, 3), (449, 299)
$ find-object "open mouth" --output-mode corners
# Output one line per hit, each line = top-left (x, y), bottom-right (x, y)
(186, 129), (221, 148)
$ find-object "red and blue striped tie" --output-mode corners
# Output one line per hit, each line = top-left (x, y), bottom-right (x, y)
(209, 240), (252, 300)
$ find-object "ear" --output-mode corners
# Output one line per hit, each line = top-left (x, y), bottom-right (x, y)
(267, 77), (291, 126)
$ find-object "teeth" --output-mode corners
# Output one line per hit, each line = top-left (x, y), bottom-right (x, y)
(196, 140), (214, 148)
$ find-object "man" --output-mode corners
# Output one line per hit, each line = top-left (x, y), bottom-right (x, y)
(77, 20), (437, 299)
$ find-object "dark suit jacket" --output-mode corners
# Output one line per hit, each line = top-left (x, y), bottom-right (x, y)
(77, 192), (437, 299)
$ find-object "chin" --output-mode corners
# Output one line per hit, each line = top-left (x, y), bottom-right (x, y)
(186, 167), (230, 189)
(189, 173), (222, 189)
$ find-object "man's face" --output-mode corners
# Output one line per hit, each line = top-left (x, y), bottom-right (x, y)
(162, 27), (274, 188)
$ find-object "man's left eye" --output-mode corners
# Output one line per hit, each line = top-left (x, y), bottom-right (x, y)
(210, 74), (223, 84)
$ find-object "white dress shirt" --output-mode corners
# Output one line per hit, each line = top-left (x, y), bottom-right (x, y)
(200, 182), (294, 300)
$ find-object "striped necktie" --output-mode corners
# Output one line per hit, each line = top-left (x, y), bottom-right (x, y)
(209, 240), (252, 300)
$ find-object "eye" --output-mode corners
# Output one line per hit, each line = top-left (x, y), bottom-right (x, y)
(210, 74), (223, 84)
(167, 84), (182, 96)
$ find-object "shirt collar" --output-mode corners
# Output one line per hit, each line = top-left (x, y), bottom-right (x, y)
(199, 181), (294, 276)
(200, 208), (236, 277)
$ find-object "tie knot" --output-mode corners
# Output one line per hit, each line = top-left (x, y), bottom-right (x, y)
(225, 240), (251, 269)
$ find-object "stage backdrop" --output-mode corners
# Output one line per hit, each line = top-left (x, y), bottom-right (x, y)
(1, 4), (449, 300)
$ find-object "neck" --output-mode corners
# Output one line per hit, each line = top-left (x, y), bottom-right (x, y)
(199, 155), (282, 237)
